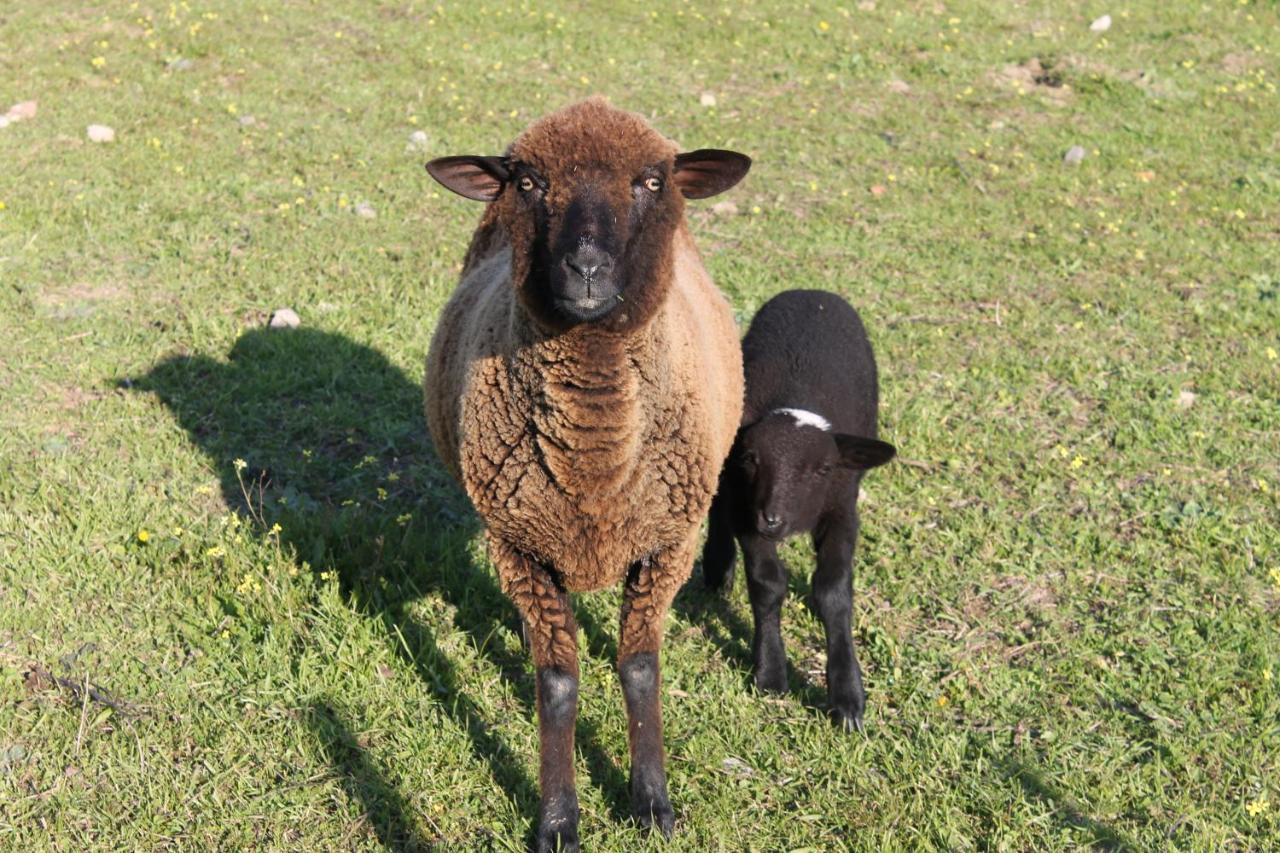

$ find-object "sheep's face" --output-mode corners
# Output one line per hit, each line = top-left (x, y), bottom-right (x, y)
(426, 99), (750, 331)
(736, 411), (895, 539)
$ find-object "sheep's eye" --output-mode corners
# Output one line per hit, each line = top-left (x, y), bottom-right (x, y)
(816, 464), (833, 477)
(740, 452), (758, 470)
(643, 176), (662, 193)
(518, 176), (536, 192)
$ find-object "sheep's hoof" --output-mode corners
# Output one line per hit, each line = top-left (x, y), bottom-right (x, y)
(535, 824), (580, 853)
(635, 800), (675, 839)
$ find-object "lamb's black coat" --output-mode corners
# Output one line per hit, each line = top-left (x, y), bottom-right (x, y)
(701, 289), (895, 730)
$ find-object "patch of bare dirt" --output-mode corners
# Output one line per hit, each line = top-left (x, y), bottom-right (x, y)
(991, 58), (1073, 105)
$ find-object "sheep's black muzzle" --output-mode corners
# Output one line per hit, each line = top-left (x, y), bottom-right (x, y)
(547, 192), (625, 324)
(552, 242), (620, 323)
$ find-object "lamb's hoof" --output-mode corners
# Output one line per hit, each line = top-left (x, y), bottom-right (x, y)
(535, 823), (579, 853)
(832, 706), (865, 734)
(830, 694), (866, 734)
(635, 799), (675, 839)
(754, 665), (787, 695)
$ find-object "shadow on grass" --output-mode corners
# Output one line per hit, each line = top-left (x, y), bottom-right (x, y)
(132, 327), (629, 842)
(306, 701), (435, 851)
(675, 562), (832, 715)
(1000, 755), (1136, 850)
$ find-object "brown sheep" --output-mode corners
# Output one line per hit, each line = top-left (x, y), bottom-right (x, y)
(423, 98), (749, 850)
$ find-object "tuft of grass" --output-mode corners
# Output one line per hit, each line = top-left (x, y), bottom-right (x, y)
(2, 0), (1277, 849)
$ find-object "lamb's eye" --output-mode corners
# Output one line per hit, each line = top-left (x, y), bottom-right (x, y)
(518, 176), (536, 192)
(740, 452), (758, 470)
(816, 464), (833, 477)
(643, 176), (662, 193)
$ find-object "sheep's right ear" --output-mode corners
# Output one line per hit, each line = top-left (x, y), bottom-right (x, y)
(426, 156), (509, 202)
(834, 435), (896, 470)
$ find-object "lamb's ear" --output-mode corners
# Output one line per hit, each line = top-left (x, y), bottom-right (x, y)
(673, 149), (752, 199)
(426, 156), (509, 202)
(834, 434), (896, 470)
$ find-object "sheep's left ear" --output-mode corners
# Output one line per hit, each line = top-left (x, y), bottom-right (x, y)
(673, 149), (751, 199)
(426, 156), (509, 202)
(835, 435), (896, 470)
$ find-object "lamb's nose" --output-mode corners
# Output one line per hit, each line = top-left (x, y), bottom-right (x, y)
(759, 512), (782, 532)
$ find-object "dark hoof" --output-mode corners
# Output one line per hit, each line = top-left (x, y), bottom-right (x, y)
(754, 665), (787, 695)
(830, 691), (866, 733)
(832, 706), (865, 733)
(535, 824), (580, 853)
(635, 799), (675, 839)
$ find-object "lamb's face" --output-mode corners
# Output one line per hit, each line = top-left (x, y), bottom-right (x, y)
(736, 410), (896, 539)
(426, 99), (750, 331)
(737, 413), (841, 540)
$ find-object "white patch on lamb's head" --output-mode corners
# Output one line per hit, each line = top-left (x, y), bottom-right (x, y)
(773, 408), (831, 431)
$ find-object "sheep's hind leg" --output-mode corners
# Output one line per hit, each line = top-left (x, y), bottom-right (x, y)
(812, 509), (865, 732)
(741, 534), (788, 693)
(618, 544), (691, 838)
(493, 539), (581, 853)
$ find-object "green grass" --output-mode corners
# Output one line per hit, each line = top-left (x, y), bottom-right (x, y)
(2, 0), (1278, 849)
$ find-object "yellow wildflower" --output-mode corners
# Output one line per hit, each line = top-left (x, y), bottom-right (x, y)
(1246, 795), (1269, 816)
(91, 56), (106, 68)
(136, 529), (151, 544)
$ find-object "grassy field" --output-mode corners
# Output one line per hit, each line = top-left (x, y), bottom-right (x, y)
(2, 0), (1278, 849)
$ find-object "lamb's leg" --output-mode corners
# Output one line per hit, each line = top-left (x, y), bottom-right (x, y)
(741, 533), (788, 693)
(701, 477), (737, 591)
(493, 540), (581, 853)
(618, 543), (691, 838)
(812, 509), (865, 732)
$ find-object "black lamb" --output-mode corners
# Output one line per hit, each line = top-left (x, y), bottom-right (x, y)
(701, 288), (896, 731)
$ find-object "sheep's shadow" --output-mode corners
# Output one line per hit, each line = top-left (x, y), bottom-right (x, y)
(999, 755), (1136, 850)
(305, 701), (433, 851)
(131, 326), (630, 844)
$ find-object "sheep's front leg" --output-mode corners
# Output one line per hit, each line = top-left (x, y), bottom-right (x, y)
(618, 542), (691, 838)
(741, 533), (789, 693)
(493, 540), (581, 853)
(812, 508), (865, 732)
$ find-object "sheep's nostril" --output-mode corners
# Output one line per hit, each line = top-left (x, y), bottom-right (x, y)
(564, 246), (612, 281)
(760, 512), (782, 531)
(566, 256), (600, 279)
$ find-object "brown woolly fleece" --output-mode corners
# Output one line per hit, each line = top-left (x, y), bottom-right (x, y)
(424, 100), (743, 661)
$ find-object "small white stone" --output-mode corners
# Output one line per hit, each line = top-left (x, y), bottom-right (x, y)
(712, 201), (739, 217)
(1090, 14), (1111, 32)
(87, 124), (115, 143)
(0, 116), (9, 130)
(7, 100), (37, 121)
(406, 130), (430, 152)
(699, 92), (717, 107)
(886, 78), (912, 94)
(1063, 145), (1086, 165)
(237, 114), (256, 126)
(354, 201), (377, 219)
(268, 308), (301, 329)
(1177, 390), (1197, 409)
